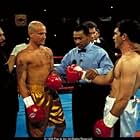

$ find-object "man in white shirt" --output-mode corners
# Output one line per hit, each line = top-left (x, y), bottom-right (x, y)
(7, 43), (27, 72)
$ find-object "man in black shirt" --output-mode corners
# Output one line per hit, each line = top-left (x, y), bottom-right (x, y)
(0, 27), (19, 139)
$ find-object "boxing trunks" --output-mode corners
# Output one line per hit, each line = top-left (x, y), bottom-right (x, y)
(135, 89), (140, 132)
(104, 95), (138, 137)
(26, 85), (65, 137)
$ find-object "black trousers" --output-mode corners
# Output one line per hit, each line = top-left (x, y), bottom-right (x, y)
(72, 82), (111, 138)
(0, 108), (18, 139)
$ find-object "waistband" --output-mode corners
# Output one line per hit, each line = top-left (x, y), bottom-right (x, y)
(27, 84), (45, 92)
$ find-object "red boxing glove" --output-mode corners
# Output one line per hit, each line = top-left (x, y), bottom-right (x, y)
(134, 131), (140, 137)
(94, 112), (118, 137)
(27, 104), (46, 123)
(45, 72), (62, 90)
(23, 96), (46, 123)
(94, 119), (112, 137)
(66, 64), (84, 83)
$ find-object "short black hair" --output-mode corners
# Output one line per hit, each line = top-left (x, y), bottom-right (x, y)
(82, 20), (97, 29)
(116, 19), (140, 43)
(73, 24), (90, 35)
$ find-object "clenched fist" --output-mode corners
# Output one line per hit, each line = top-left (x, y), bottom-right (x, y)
(85, 68), (98, 80)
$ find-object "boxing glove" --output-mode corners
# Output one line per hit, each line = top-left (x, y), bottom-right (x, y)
(94, 112), (118, 137)
(45, 72), (62, 90)
(66, 64), (86, 83)
(23, 96), (46, 123)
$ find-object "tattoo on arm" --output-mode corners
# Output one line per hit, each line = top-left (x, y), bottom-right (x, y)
(17, 61), (27, 80)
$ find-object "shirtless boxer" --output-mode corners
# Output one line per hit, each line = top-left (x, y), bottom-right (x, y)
(85, 19), (140, 137)
(16, 21), (65, 138)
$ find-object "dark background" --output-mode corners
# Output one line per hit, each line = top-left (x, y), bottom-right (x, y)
(0, 0), (140, 62)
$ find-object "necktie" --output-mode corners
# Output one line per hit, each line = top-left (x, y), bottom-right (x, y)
(78, 49), (86, 53)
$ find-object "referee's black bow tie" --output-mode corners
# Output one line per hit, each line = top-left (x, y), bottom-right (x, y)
(78, 49), (86, 53)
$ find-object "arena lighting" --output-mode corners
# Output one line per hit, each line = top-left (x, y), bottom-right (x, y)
(110, 6), (114, 8)
(43, 9), (47, 12)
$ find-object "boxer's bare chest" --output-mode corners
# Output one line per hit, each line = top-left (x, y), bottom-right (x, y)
(28, 48), (51, 67)
(113, 58), (121, 80)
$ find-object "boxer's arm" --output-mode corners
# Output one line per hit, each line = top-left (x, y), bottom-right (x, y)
(45, 47), (54, 71)
(85, 69), (113, 85)
(16, 54), (29, 98)
(50, 50), (54, 71)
